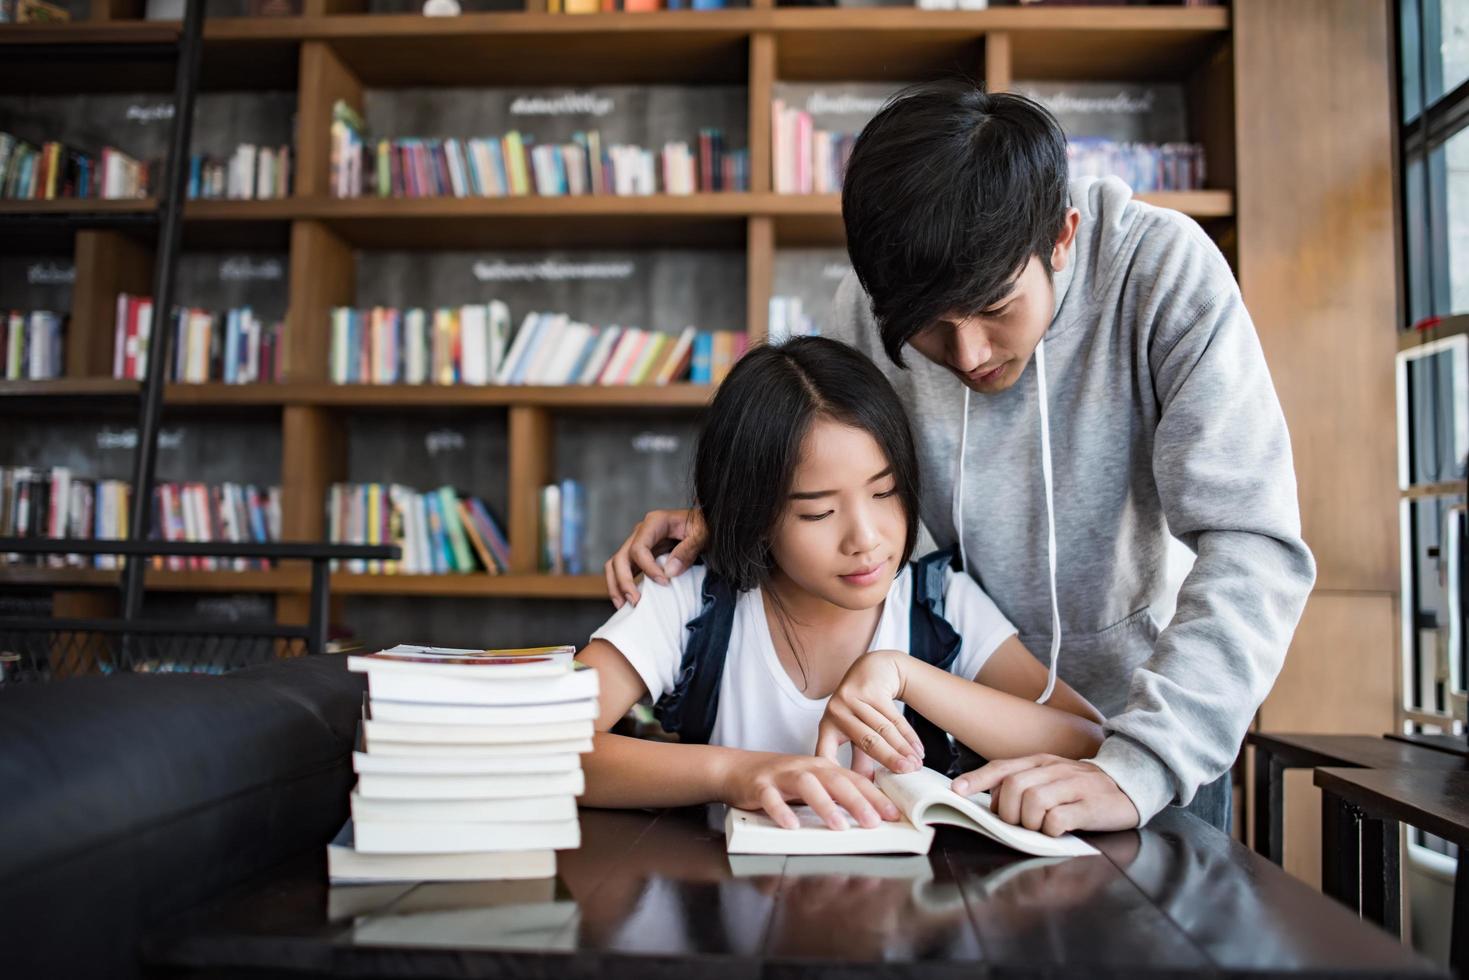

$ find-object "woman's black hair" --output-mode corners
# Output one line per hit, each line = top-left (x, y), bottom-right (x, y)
(841, 79), (1070, 366)
(693, 336), (921, 593)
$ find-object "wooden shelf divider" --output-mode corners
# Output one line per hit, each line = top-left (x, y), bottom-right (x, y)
(507, 406), (554, 576)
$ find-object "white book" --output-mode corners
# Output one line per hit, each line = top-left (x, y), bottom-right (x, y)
(576, 325), (622, 385)
(367, 699), (598, 726)
(327, 822), (554, 883)
(348, 644), (576, 681)
(363, 719), (595, 745)
(486, 300), (511, 380)
(459, 304), (489, 385)
(543, 321), (593, 385)
(496, 311), (543, 384)
(354, 817), (580, 855)
(598, 327), (645, 385)
(365, 737), (593, 758)
(523, 313), (569, 384)
(330, 308), (348, 384)
(654, 325), (697, 385)
(725, 766), (1097, 859)
(353, 751), (582, 776)
(355, 769), (585, 801)
(350, 791), (577, 823)
(366, 664), (598, 706)
(405, 308), (429, 384)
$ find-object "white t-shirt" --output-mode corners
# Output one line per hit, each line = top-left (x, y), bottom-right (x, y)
(590, 562), (1017, 760)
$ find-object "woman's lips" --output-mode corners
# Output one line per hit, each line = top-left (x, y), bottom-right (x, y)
(840, 560), (886, 587)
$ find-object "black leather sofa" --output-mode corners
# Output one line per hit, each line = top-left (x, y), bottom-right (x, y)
(0, 653), (365, 980)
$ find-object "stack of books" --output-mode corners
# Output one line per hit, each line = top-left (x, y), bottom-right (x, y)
(330, 644), (596, 884)
(3, 310), (65, 380)
(187, 144), (292, 201)
(538, 478), (585, 575)
(330, 306), (745, 387)
(0, 132), (150, 201)
(1066, 138), (1206, 192)
(327, 483), (511, 576)
(113, 293), (284, 384)
(767, 296), (819, 345)
(770, 100), (859, 195)
(0, 469), (281, 571)
(329, 101), (747, 199)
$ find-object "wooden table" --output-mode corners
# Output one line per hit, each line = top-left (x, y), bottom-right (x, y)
(1245, 731), (1469, 902)
(141, 804), (1444, 979)
(1315, 767), (1469, 978)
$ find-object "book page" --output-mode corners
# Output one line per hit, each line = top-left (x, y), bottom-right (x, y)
(875, 767), (1097, 859)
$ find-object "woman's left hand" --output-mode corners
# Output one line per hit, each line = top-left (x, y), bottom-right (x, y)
(814, 650), (925, 778)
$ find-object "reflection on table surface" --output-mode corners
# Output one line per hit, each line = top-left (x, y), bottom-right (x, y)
(156, 804), (1442, 978)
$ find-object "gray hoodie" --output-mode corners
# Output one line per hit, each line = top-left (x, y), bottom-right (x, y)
(825, 176), (1316, 824)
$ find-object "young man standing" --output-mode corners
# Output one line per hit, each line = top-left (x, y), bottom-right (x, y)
(606, 80), (1315, 834)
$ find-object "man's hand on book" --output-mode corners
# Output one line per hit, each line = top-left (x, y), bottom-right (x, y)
(604, 506), (707, 608)
(815, 650), (926, 778)
(950, 755), (1141, 836)
(720, 751), (902, 832)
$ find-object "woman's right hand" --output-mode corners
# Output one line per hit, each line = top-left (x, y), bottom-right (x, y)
(604, 507), (708, 608)
(720, 751), (902, 832)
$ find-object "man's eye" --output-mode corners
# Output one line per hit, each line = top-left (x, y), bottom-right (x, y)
(799, 511), (833, 522)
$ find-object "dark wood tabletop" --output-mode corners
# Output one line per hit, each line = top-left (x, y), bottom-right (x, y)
(1248, 733), (1469, 772)
(142, 804), (1445, 980)
(1314, 768), (1469, 846)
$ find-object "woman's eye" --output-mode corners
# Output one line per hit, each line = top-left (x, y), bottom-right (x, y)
(799, 511), (834, 522)
(875, 489), (897, 499)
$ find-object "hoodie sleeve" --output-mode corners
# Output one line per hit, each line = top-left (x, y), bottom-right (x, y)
(1085, 214), (1317, 825)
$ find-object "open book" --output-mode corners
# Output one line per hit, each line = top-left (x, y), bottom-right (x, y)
(725, 765), (1097, 858)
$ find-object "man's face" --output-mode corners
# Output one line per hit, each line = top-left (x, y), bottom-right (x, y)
(904, 208), (1079, 394)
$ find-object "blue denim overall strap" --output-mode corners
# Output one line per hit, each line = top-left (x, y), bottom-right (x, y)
(651, 566), (737, 745)
(905, 548), (968, 776)
(653, 552), (967, 761)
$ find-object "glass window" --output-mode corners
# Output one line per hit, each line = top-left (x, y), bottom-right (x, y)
(1449, 126), (1469, 312)
(1437, 0), (1469, 104)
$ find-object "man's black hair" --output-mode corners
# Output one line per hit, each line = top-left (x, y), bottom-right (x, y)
(841, 78), (1070, 366)
(694, 336), (921, 593)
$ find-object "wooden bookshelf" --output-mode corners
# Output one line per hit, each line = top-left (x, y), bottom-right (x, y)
(2, 3), (1239, 618)
(0, 564), (607, 598)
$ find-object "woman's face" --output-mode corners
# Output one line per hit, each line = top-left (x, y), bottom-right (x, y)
(767, 418), (907, 611)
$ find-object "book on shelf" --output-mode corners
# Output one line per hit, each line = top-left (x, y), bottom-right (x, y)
(726, 765), (1097, 858)
(771, 100), (858, 195)
(330, 306), (738, 387)
(3, 311), (65, 380)
(113, 293), (283, 384)
(0, 132), (150, 202)
(1014, 81), (1207, 192)
(0, 0), (70, 22)
(332, 644), (595, 883)
(767, 296), (819, 346)
(1065, 138), (1206, 193)
(187, 145), (292, 201)
(551, 0), (728, 11)
(538, 478), (586, 575)
(328, 483), (511, 576)
(329, 100), (747, 199)
(0, 469), (281, 572)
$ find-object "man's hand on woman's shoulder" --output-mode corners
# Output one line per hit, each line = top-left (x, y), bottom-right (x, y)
(604, 507), (708, 608)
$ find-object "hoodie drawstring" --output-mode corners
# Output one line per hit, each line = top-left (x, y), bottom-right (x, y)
(951, 341), (1062, 706)
(1033, 340), (1061, 705)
